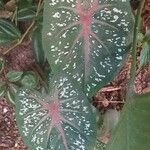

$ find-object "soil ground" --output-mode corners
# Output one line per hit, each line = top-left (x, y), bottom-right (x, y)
(0, 1), (150, 149)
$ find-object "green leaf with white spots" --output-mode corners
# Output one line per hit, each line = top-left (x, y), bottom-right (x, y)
(42, 0), (134, 97)
(15, 74), (96, 150)
(106, 93), (150, 150)
(6, 70), (23, 82)
(0, 81), (6, 98)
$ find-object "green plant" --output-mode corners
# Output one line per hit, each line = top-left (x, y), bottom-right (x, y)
(0, 56), (38, 104)
(42, 0), (133, 98)
(16, 0), (133, 149)
(1, 0), (150, 150)
(0, 0), (45, 64)
(140, 30), (150, 67)
(16, 75), (96, 150)
(106, 93), (150, 150)
(0, 0), (47, 103)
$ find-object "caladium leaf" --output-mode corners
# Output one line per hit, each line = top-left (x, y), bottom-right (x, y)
(42, 0), (133, 97)
(106, 93), (150, 150)
(15, 75), (96, 150)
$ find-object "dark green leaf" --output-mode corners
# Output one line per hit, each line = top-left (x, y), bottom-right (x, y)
(15, 74), (96, 150)
(140, 42), (150, 67)
(34, 13), (43, 24)
(32, 25), (45, 66)
(0, 0), (4, 9)
(9, 83), (18, 94)
(0, 19), (20, 36)
(6, 90), (15, 105)
(0, 56), (5, 74)
(0, 19), (21, 44)
(6, 70), (23, 82)
(0, 81), (6, 98)
(0, 33), (17, 44)
(18, 0), (33, 9)
(6, 83), (18, 105)
(21, 71), (38, 89)
(96, 110), (103, 128)
(106, 93), (150, 150)
(42, 0), (134, 97)
(17, 6), (37, 21)
(44, 62), (52, 84)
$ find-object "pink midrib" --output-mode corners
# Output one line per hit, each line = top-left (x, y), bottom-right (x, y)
(41, 100), (68, 150)
(76, 1), (97, 78)
(80, 15), (91, 77)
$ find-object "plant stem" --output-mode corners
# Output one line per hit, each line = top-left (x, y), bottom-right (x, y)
(36, 0), (43, 16)
(3, 0), (43, 55)
(127, 0), (145, 97)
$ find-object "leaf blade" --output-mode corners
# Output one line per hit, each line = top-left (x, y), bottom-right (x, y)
(15, 75), (96, 150)
(6, 70), (23, 82)
(106, 94), (150, 150)
(17, 6), (37, 21)
(140, 42), (150, 67)
(42, 0), (134, 97)
(20, 71), (38, 89)
(32, 25), (46, 66)
(0, 19), (21, 44)
(0, 81), (6, 98)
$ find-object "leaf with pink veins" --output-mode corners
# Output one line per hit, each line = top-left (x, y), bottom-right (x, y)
(15, 75), (96, 150)
(43, 0), (134, 97)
